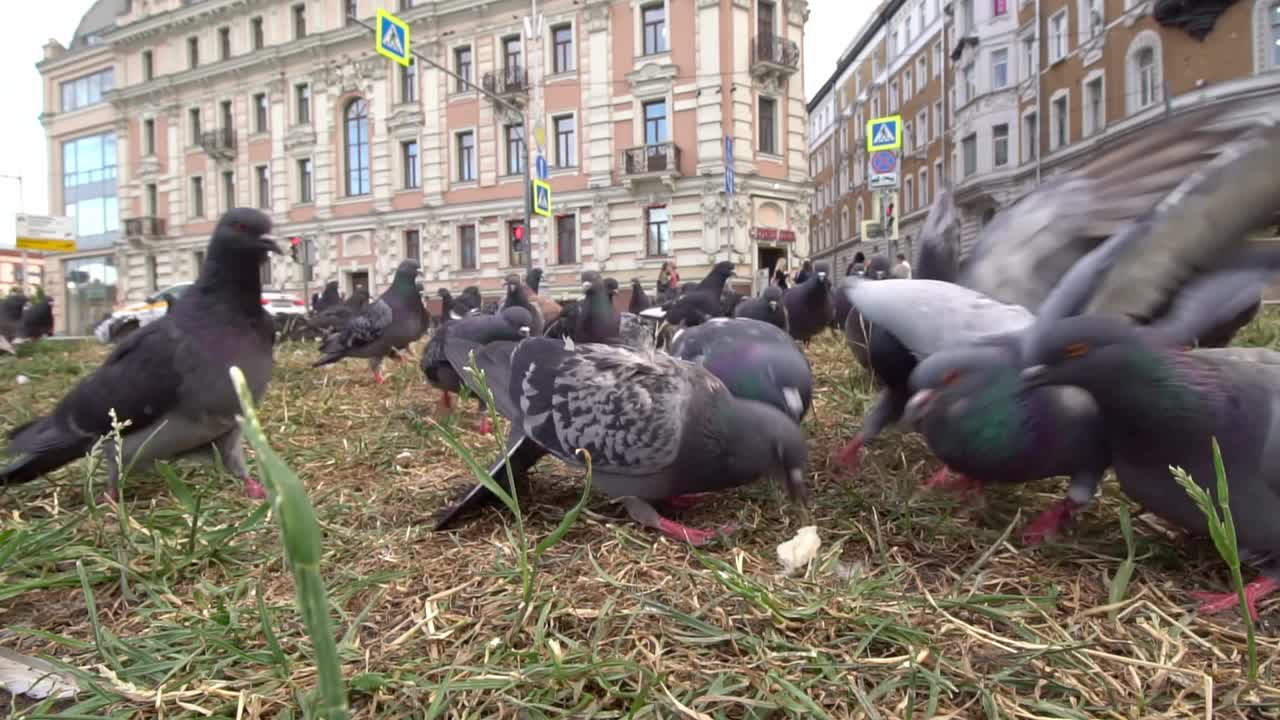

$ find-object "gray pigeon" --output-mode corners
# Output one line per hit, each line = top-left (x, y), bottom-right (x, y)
(435, 336), (809, 544)
(421, 306), (533, 433)
(732, 286), (789, 333)
(1, 293), (27, 345)
(499, 272), (546, 336)
(670, 317), (812, 422)
(1021, 318), (1280, 619)
(313, 260), (428, 384)
(1, 208), (281, 500)
(782, 262), (833, 345)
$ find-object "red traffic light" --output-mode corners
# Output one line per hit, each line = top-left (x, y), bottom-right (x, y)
(512, 225), (524, 241)
(290, 236), (302, 246)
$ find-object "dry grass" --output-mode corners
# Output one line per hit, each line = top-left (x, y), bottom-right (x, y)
(4, 312), (1280, 719)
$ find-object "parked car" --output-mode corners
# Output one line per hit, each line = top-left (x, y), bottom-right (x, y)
(94, 283), (306, 343)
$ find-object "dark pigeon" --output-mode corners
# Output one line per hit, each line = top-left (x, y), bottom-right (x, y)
(434, 336), (808, 544)
(628, 278), (651, 314)
(308, 286), (371, 335)
(313, 260), (428, 384)
(1, 293), (27, 344)
(499, 272), (546, 336)
(314, 281), (342, 313)
(20, 295), (53, 340)
(732, 286), (789, 333)
(663, 261), (737, 328)
(1021, 317), (1280, 619)
(782, 262), (833, 344)
(455, 286), (483, 315)
(421, 306), (533, 434)
(670, 317), (813, 422)
(525, 268), (544, 294)
(0, 208), (281, 500)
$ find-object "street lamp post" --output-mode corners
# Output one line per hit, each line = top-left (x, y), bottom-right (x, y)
(0, 173), (29, 294)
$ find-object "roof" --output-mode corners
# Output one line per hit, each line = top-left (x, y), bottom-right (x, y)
(805, 0), (908, 114)
(69, 0), (128, 51)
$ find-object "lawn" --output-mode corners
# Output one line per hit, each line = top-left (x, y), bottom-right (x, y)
(2, 313), (1280, 718)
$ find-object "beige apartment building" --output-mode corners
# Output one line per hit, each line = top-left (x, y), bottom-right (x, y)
(0, 252), (46, 297)
(809, 0), (1280, 276)
(38, 0), (811, 334)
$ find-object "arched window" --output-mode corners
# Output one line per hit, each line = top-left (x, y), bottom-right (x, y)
(855, 198), (864, 234)
(840, 206), (849, 243)
(1125, 32), (1162, 115)
(344, 98), (370, 196)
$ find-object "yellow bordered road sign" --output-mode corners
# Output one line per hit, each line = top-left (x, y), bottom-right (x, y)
(375, 9), (411, 67)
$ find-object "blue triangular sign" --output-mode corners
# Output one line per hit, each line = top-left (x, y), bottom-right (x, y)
(873, 123), (896, 145)
(382, 23), (404, 56)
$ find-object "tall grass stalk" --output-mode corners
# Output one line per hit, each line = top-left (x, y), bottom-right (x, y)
(229, 366), (349, 719)
(1172, 437), (1257, 682)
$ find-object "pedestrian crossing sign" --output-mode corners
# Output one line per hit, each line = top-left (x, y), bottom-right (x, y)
(532, 179), (553, 218)
(375, 9), (411, 67)
(866, 115), (903, 152)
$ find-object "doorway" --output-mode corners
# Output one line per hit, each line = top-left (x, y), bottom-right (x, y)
(346, 270), (369, 298)
(757, 245), (785, 293)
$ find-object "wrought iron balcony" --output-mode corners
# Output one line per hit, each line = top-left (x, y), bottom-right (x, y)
(482, 66), (529, 98)
(622, 142), (682, 178)
(750, 34), (800, 77)
(199, 128), (236, 161)
(124, 216), (166, 238)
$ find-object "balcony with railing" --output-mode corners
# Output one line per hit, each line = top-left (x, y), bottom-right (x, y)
(750, 34), (800, 78)
(124, 216), (166, 239)
(198, 128), (236, 161)
(621, 142), (682, 187)
(482, 66), (529, 99)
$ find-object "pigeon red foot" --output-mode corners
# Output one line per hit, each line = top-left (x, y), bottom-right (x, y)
(833, 434), (864, 470)
(1190, 576), (1280, 622)
(655, 517), (738, 546)
(1020, 497), (1083, 546)
(372, 370), (387, 385)
(242, 475), (267, 500)
(439, 390), (454, 410)
(924, 467), (984, 499)
(475, 416), (494, 435)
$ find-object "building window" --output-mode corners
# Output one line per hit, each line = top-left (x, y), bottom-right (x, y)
(222, 170), (235, 209)
(1080, 0), (1103, 41)
(60, 69), (114, 113)
(1024, 111), (1038, 160)
(919, 168), (929, 206)
(962, 133), (977, 176)
(1127, 35), (1161, 114)
(295, 83), (311, 124)
(642, 3), (668, 55)
(253, 93), (268, 133)
(644, 99), (669, 144)
(505, 123), (525, 175)
(219, 27), (231, 60)
(255, 165), (270, 209)
(991, 48), (1009, 89)
(401, 60), (418, 103)
(992, 123), (1009, 166)
(934, 100), (943, 138)
(889, 80), (898, 111)
(143, 118), (156, 155)
(904, 177), (914, 213)
(556, 214), (577, 264)
(934, 159), (943, 197)
(458, 225), (477, 270)
(404, 229), (420, 261)
(454, 46), (473, 92)
(904, 122), (914, 154)
(758, 97), (777, 155)
(994, 0), (1007, 15)
(141, 50), (153, 82)
(189, 108), (202, 145)
(298, 158), (313, 203)
(1049, 10), (1067, 62)
(1272, 1), (1280, 68)
(917, 57), (927, 91)
(916, 110), (928, 148)
(187, 36), (199, 69)
(191, 176), (205, 217)
(346, 0), (358, 23)
(147, 255), (159, 292)
(399, 0), (415, 9)
(457, 131), (476, 181)
(552, 24), (574, 73)
(344, 98), (371, 195)
(1022, 35), (1037, 79)
(933, 42), (943, 77)
(403, 140), (420, 189)
(855, 199), (864, 231)
(1084, 74), (1104, 135)
(960, 0), (974, 33)
(903, 71), (912, 101)
(503, 35), (523, 74)
(220, 100), (233, 130)
(554, 115), (576, 167)
(962, 63), (975, 103)
(61, 132), (119, 249)
(1051, 93), (1069, 149)
(646, 206), (670, 256)
(293, 4), (307, 39)
(251, 17), (264, 50)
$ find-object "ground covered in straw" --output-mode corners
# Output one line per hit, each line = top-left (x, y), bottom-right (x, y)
(3, 313), (1280, 719)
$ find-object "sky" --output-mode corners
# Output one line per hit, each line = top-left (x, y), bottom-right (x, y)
(0, 0), (868, 249)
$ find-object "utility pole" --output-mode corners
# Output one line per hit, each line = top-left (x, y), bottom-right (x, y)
(522, 0), (544, 272)
(0, 174), (27, 293)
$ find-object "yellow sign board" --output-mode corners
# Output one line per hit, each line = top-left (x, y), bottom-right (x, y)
(866, 115), (903, 152)
(375, 9), (412, 67)
(17, 237), (77, 252)
(532, 179), (552, 218)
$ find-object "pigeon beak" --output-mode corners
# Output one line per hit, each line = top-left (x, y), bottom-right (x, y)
(768, 300), (778, 311)
(1020, 364), (1049, 386)
(903, 389), (935, 427)
(818, 272), (827, 281)
(582, 281), (592, 292)
(519, 326), (531, 337)
(260, 233), (283, 254)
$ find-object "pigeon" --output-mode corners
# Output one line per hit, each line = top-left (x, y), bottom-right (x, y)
(1021, 318), (1280, 619)
(434, 335), (809, 544)
(572, 275), (631, 345)
(313, 260), (428, 384)
(605, 277), (620, 301)
(20, 295), (53, 340)
(670, 317), (812, 422)
(499, 272), (546, 336)
(308, 286), (371, 335)
(455, 286), (483, 315)
(628, 279), (651, 314)
(893, 114), (1280, 542)
(526, 268), (544, 294)
(420, 306), (533, 432)
(732, 286), (789, 333)
(0, 208), (281, 500)
(1, 293), (27, 345)
(720, 285), (747, 318)
(663, 261), (737, 328)
(162, 292), (178, 315)
(314, 281), (342, 312)
(782, 262), (833, 344)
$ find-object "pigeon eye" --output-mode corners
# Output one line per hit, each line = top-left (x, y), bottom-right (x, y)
(233, 222), (248, 233)
(942, 369), (961, 385)
(1065, 342), (1091, 359)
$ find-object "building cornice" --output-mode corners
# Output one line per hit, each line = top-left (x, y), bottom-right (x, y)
(36, 44), (113, 75)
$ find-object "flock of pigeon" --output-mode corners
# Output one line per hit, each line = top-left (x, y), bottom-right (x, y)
(4, 107), (1280, 620)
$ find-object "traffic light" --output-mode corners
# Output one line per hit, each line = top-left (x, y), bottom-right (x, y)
(289, 236), (302, 263)
(511, 224), (524, 253)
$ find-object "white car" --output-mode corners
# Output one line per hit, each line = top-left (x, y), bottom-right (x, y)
(94, 283), (306, 343)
